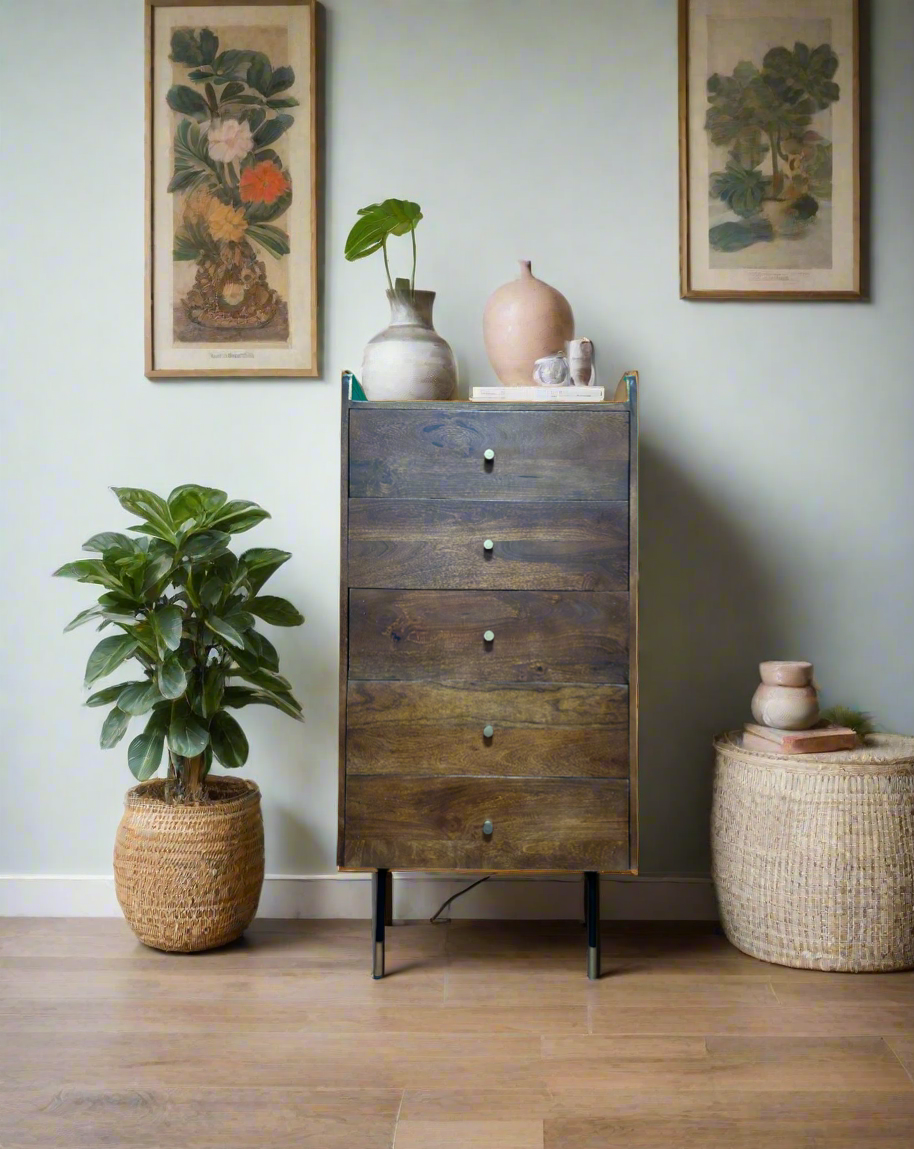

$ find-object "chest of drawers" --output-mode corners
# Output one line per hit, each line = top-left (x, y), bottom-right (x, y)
(338, 375), (639, 977)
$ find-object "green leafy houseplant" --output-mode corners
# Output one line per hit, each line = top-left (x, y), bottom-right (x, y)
(55, 486), (304, 805)
(344, 198), (423, 296)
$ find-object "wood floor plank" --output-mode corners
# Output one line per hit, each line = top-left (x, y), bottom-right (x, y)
(886, 1037), (914, 1084)
(0, 1085), (400, 1149)
(2, 1032), (544, 1091)
(395, 1119), (544, 1148)
(542, 1091), (914, 1148)
(541, 1035), (913, 1091)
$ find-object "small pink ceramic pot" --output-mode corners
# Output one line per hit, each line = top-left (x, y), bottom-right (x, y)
(751, 683), (819, 730)
(759, 660), (813, 687)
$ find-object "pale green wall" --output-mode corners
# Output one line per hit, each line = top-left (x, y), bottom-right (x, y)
(2, 0), (912, 878)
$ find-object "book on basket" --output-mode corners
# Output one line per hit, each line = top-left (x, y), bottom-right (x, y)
(471, 386), (605, 403)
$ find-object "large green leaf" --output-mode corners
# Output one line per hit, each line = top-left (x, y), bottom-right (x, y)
(84, 636), (139, 687)
(157, 655), (187, 701)
(202, 665), (225, 718)
(710, 161), (767, 218)
(247, 596), (304, 627)
(238, 548), (291, 594)
(245, 628), (280, 672)
(127, 709), (168, 781)
(111, 488), (176, 543)
(82, 532), (135, 554)
(199, 28), (219, 66)
(207, 500), (270, 534)
(345, 199), (423, 261)
(206, 614), (245, 648)
(222, 684), (303, 720)
(266, 96), (298, 110)
(170, 28), (205, 67)
(64, 606), (103, 633)
(234, 665), (292, 694)
(210, 710), (249, 769)
(117, 680), (162, 716)
(53, 559), (122, 590)
(169, 119), (219, 196)
(141, 551), (175, 595)
(182, 530), (232, 559)
(168, 700), (210, 757)
(150, 605), (183, 655)
(246, 224), (290, 259)
(100, 705), (130, 749)
(169, 483), (228, 524)
(763, 41), (840, 111)
(86, 681), (143, 707)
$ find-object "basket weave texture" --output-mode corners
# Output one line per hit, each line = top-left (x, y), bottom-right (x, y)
(114, 776), (264, 953)
(712, 732), (914, 972)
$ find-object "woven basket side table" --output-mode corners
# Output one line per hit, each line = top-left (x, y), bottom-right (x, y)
(712, 732), (914, 972)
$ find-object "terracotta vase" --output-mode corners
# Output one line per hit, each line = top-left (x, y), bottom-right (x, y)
(483, 261), (574, 386)
(361, 287), (457, 401)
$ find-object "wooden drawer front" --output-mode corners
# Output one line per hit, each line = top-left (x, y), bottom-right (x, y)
(349, 408), (629, 501)
(344, 776), (630, 870)
(348, 499), (628, 591)
(347, 682), (629, 779)
(348, 590), (628, 684)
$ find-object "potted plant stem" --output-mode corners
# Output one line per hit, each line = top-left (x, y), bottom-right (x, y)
(344, 198), (457, 400)
(55, 485), (304, 952)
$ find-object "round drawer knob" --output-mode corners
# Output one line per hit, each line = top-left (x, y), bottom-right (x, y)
(483, 539), (494, 552)
(483, 724), (494, 738)
(483, 449), (495, 462)
(482, 819), (494, 836)
(483, 630), (495, 643)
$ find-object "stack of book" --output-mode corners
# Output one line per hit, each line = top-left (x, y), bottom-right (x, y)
(742, 723), (858, 754)
(470, 386), (605, 403)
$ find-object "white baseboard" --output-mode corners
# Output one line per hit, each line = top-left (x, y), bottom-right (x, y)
(0, 873), (717, 920)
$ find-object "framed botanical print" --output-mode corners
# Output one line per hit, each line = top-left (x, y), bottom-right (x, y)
(146, 1), (318, 377)
(679, 0), (863, 300)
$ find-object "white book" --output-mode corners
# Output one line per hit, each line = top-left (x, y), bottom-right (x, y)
(471, 386), (605, 403)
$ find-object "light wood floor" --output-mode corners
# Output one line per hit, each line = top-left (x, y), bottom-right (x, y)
(1, 918), (913, 1148)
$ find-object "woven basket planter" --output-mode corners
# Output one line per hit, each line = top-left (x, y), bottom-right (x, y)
(712, 732), (914, 972)
(114, 776), (264, 953)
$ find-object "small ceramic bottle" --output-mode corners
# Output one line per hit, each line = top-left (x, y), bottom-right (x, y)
(751, 661), (819, 730)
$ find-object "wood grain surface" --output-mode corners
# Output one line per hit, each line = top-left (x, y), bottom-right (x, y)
(348, 407), (630, 500)
(2, 919), (912, 1148)
(349, 590), (629, 684)
(343, 776), (630, 870)
(348, 499), (628, 591)
(346, 681), (629, 779)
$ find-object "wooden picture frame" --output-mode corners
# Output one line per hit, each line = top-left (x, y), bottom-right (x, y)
(679, 0), (864, 300)
(146, 1), (319, 377)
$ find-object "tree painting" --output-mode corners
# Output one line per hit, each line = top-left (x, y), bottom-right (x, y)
(705, 41), (839, 257)
(166, 27), (297, 341)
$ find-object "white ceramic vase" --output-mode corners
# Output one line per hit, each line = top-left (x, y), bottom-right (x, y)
(361, 288), (457, 401)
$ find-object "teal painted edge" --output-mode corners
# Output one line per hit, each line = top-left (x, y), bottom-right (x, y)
(342, 370), (368, 402)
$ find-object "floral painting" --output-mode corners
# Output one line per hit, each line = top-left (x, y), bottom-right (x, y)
(680, 0), (861, 299)
(148, 3), (317, 377)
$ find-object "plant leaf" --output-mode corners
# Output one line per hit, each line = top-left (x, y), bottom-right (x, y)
(246, 223), (290, 259)
(168, 483), (227, 523)
(84, 636), (140, 687)
(246, 52), (273, 95)
(82, 532), (135, 554)
(252, 112), (293, 149)
(53, 559), (122, 589)
(246, 628), (279, 672)
(246, 595), (304, 626)
(210, 710), (249, 769)
(266, 96), (299, 109)
(117, 680), (162, 716)
(168, 700), (210, 757)
(86, 681), (143, 707)
(199, 27), (219, 66)
(206, 614), (245, 648)
(206, 500), (271, 535)
(64, 606), (103, 633)
(100, 705), (130, 749)
(182, 530), (232, 559)
(127, 711), (167, 780)
(150, 605), (183, 655)
(141, 551), (175, 595)
(170, 28), (205, 67)
(111, 488), (176, 542)
(238, 548), (291, 594)
(202, 665), (225, 719)
(157, 655), (187, 700)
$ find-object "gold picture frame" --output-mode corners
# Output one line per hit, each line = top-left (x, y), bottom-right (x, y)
(146, 1), (319, 377)
(679, 0), (864, 300)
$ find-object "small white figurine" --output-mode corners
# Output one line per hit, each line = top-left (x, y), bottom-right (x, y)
(567, 338), (596, 386)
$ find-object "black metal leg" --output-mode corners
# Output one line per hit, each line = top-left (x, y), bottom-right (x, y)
(584, 871), (601, 980)
(372, 868), (388, 979)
